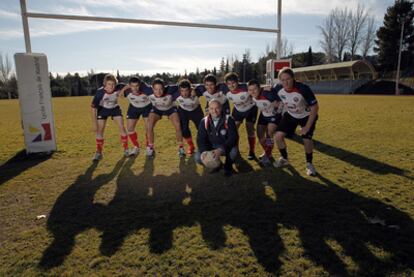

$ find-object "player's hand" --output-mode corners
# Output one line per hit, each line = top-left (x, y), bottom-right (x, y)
(301, 126), (310, 135)
(120, 85), (130, 94)
(212, 149), (222, 158)
(262, 85), (272, 91)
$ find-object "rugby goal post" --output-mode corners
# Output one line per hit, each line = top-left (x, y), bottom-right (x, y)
(15, 0), (283, 154)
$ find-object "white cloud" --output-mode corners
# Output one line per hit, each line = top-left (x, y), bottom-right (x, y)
(1, 0), (390, 40)
(65, 0), (388, 19)
(0, 9), (20, 19)
(126, 56), (221, 74)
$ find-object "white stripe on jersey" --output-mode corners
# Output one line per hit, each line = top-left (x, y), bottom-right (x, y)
(100, 91), (120, 109)
(127, 92), (151, 108)
(203, 91), (227, 105)
(149, 94), (174, 111)
(176, 96), (200, 111)
(277, 89), (311, 119)
(253, 98), (278, 117)
(227, 90), (255, 112)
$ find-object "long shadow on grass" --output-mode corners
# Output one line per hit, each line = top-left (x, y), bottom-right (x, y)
(191, 166), (414, 275)
(290, 134), (413, 179)
(39, 157), (414, 275)
(39, 158), (125, 269)
(267, 166), (414, 275)
(0, 150), (52, 186)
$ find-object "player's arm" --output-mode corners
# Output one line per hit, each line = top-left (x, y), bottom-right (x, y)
(271, 86), (283, 109)
(118, 84), (130, 97)
(90, 91), (102, 132)
(222, 117), (239, 152)
(140, 82), (153, 95)
(301, 85), (319, 135)
(167, 85), (180, 99)
(219, 83), (229, 95)
(302, 104), (318, 135)
(195, 84), (206, 93)
(197, 118), (209, 153)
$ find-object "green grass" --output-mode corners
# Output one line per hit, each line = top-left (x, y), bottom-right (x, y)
(0, 95), (413, 276)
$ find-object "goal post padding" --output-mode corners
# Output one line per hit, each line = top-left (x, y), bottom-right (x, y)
(14, 53), (57, 154)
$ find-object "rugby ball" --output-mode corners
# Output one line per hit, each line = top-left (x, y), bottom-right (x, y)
(201, 151), (221, 169)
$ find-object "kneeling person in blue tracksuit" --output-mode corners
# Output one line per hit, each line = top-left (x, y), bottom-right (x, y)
(196, 99), (239, 177)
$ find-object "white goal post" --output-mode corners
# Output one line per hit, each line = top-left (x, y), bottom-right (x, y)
(19, 0), (283, 57)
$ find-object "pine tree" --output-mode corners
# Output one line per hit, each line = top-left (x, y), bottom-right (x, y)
(374, 0), (414, 71)
(219, 57), (225, 74)
(225, 59), (230, 73)
(306, 46), (314, 66)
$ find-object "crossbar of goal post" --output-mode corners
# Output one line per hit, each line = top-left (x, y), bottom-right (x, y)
(16, 0), (282, 154)
(19, 0), (282, 56)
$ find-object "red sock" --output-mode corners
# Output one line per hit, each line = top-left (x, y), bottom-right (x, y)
(120, 135), (128, 150)
(260, 140), (267, 151)
(96, 138), (104, 153)
(248, 136), (256, 152)
(265, 138), (273, 156)
(178, 142), (184, 149)
(184, 137), (195, 148)
(265, 145), (273, 157)
(128, 132), (139, 147)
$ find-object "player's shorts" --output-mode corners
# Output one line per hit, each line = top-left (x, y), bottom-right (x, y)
(257, 113), (282, 126)
(232, 105), (258, 123)
(205, 101), (231, 115)
(276, 112), (318, 139)
(97, 106), (122, 120)
(126, 104), (152, 119)
(150, 106), (178, 117)
(178, 106), (204, 138)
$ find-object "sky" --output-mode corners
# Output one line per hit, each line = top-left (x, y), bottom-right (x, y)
(0, 0), (394, 76)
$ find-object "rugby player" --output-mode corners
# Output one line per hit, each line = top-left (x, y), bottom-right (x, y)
(145, 78), (184, 158)
(224, 72), (258, 160)
(91, 74), (129, 161)
(272, 68), (319, 176)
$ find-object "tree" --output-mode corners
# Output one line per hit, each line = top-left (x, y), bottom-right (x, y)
(219, 57), (225, 75)
(348, 4), (368, 60)
(306, 46), (313, 66)
(0, 53), (13, 99)
(319, 14), (335, 62)
(333, 7), (351, 62)
(225, 58), (230, 74)
(362, 16), (376, 58)
(374, 0), (414, 72)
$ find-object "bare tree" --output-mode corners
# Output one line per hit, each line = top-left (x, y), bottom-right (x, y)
(265, 43), (271, 56)
(333, 7), (351, 62)
(319, 14), (335, 63)
(272, 37), (294, 58)
(282, 37), (294, 58)
(348, 4), (368, 60)
(0, 53), (13, 99)
(362, 16), (376, 58)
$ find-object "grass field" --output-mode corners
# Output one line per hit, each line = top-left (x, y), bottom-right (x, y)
(0, 95), (413, 276)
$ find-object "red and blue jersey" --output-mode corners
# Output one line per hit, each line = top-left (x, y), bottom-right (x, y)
(252, 89), (282, 117)
(124, 83), (152, 108)
(224, 83), (255, 112)
(91, 87), (122, 109)
(272, 81), (317, 119)
(169, 85), (202, 112)
(195, 83), (228, 106)
(146, 84), (180, 111)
